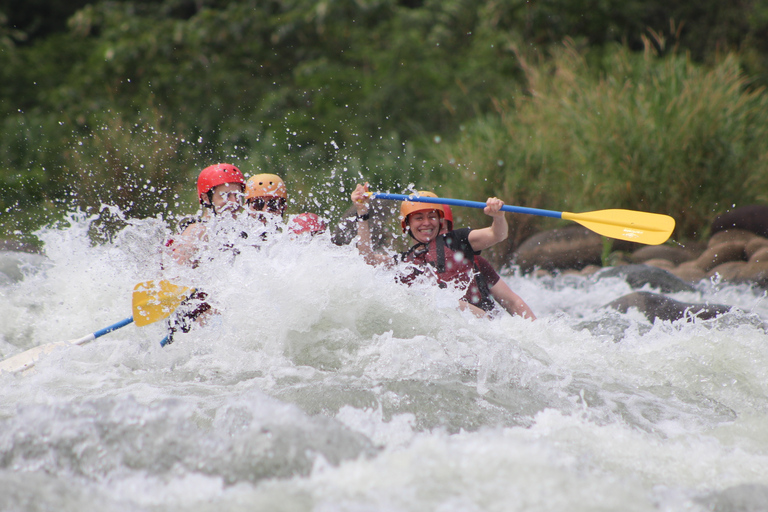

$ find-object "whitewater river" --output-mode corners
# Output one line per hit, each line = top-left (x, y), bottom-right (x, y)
(2, 211), (768, 511)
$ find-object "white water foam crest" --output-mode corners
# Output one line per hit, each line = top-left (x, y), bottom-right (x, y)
(2, 211), (768, 510)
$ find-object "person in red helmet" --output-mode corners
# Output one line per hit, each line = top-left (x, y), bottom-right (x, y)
(160, 163), (247, 344)
(441, 205), (535, 319)
(168, 163), (246, 267)
(287, 212), (328, 237)
(350, 183), (509, 316)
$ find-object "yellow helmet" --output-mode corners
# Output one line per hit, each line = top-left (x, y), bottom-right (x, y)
(245, 174), (287, 200)
(399, 191), (444, 232)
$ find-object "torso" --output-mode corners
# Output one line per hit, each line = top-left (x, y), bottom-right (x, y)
(398, 228), (495, 311)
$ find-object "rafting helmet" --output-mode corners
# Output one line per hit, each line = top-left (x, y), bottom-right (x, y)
(289, 212), (327, 235)
(197, 164), (245, 206)
(245, 174), (288, 201)
(442, 204), (454, 231)
(399, 191), (444, 232)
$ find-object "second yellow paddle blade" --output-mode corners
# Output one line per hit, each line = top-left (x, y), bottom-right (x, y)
(562, 209), (675, 245)
(132, 280), (193, 327)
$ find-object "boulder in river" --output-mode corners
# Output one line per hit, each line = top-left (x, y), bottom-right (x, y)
(595, 264), (696, 293)
(604, 291), (732, 323)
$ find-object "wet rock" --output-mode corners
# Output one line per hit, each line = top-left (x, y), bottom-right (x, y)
(512, 226), (603, 273)
(604, 291), (732, 322)
(669, 261), (708, 283)
(707, 261), (746, 281)
(630, 244), (700, 265)
(575, 313), (652, 343)
(736, 260), (768, 288)
(708, 228), (758, 247)
(711, 204), (768, 238)
(595, 264), (696, 293)
(693, 240), (748, 273)
(639, 258), (676, 271)
(747, 245), (768, 263)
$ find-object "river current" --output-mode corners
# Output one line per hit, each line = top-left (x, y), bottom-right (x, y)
(2, 211), (768, 511)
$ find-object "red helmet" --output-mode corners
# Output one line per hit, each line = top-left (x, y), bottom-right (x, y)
(197, 164), (245, 203)
(289, 212), (327, 235)
(442, 204), (454, 231)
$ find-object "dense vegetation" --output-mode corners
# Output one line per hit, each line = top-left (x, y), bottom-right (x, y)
(2, 0), (768, 255)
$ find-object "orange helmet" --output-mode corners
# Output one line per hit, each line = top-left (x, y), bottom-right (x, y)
(197, 164), (245, 204)
(442, 204), (454, 231)
(399, 191), (444, 232)
(245, 174), (287, 201)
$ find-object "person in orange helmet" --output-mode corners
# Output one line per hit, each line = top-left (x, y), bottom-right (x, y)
(350, 183), (509, 316)
(244, 173), (329, 240)
(244, 173), (288, 220)
(441, 205), (535, 319)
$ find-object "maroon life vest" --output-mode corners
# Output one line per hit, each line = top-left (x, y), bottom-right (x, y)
(398, 228), (494, 311)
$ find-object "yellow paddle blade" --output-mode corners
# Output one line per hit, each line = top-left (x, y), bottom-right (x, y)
(132, 280), (194, 327)
(562, 209), (675, 245)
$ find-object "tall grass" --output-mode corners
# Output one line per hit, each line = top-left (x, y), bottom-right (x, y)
(433, 41), (768, 260)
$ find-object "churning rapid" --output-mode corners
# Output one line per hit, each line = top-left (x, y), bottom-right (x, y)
(2, 210), (768, 511)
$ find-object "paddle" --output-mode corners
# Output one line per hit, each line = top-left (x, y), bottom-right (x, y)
(0, 280), (194, 374)
(371, 192), (675, 246)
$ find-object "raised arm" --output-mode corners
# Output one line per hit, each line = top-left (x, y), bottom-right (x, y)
(467, 197), (508, 251)
(351, 183), (393, 267)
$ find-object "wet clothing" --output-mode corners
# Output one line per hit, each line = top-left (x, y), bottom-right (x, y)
(164, 216), (248, 269)
(397, 228), (495, 311)
(165, 290), (212, 345)
(474, 256), (501, 289)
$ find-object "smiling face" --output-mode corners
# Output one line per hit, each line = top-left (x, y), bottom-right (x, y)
(407, 210), (441, 243)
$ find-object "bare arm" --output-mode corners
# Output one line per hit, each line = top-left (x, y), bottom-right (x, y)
(490, 280), (536, 320)
(458, 300), (488, 318)
(467, 197), (508, 251)
(351, 183), (393, 267)
(170, 222), (207, 267)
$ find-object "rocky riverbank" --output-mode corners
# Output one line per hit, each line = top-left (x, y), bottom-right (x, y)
(513, 205), (768, 290)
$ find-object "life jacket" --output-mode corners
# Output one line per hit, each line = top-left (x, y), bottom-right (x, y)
(398, 228), (495, 311)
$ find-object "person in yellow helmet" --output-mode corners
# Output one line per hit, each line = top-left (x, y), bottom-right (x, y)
(441, 205), (536, 320)
(350, 183), (510, 317)
(244, 173), (329, 241)
(244, 173), (288, 219)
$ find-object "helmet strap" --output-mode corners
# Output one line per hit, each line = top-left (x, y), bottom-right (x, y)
(201, 191), (216, 215)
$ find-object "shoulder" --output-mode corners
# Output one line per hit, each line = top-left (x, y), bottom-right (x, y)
(444, 228), (474, 251)
(178, 218), (207, 239)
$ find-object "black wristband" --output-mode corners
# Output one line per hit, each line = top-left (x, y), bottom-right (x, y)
(356, 212), (370, 221)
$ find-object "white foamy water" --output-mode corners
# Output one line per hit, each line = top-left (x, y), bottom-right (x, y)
(2, 211), (768, 511)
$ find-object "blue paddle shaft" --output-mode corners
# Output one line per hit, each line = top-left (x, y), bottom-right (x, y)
(92, 317), (134, 339)
(371, 193), (563, 219)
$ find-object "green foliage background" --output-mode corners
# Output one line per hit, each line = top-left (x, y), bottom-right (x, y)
(2, 0), (768, 255)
